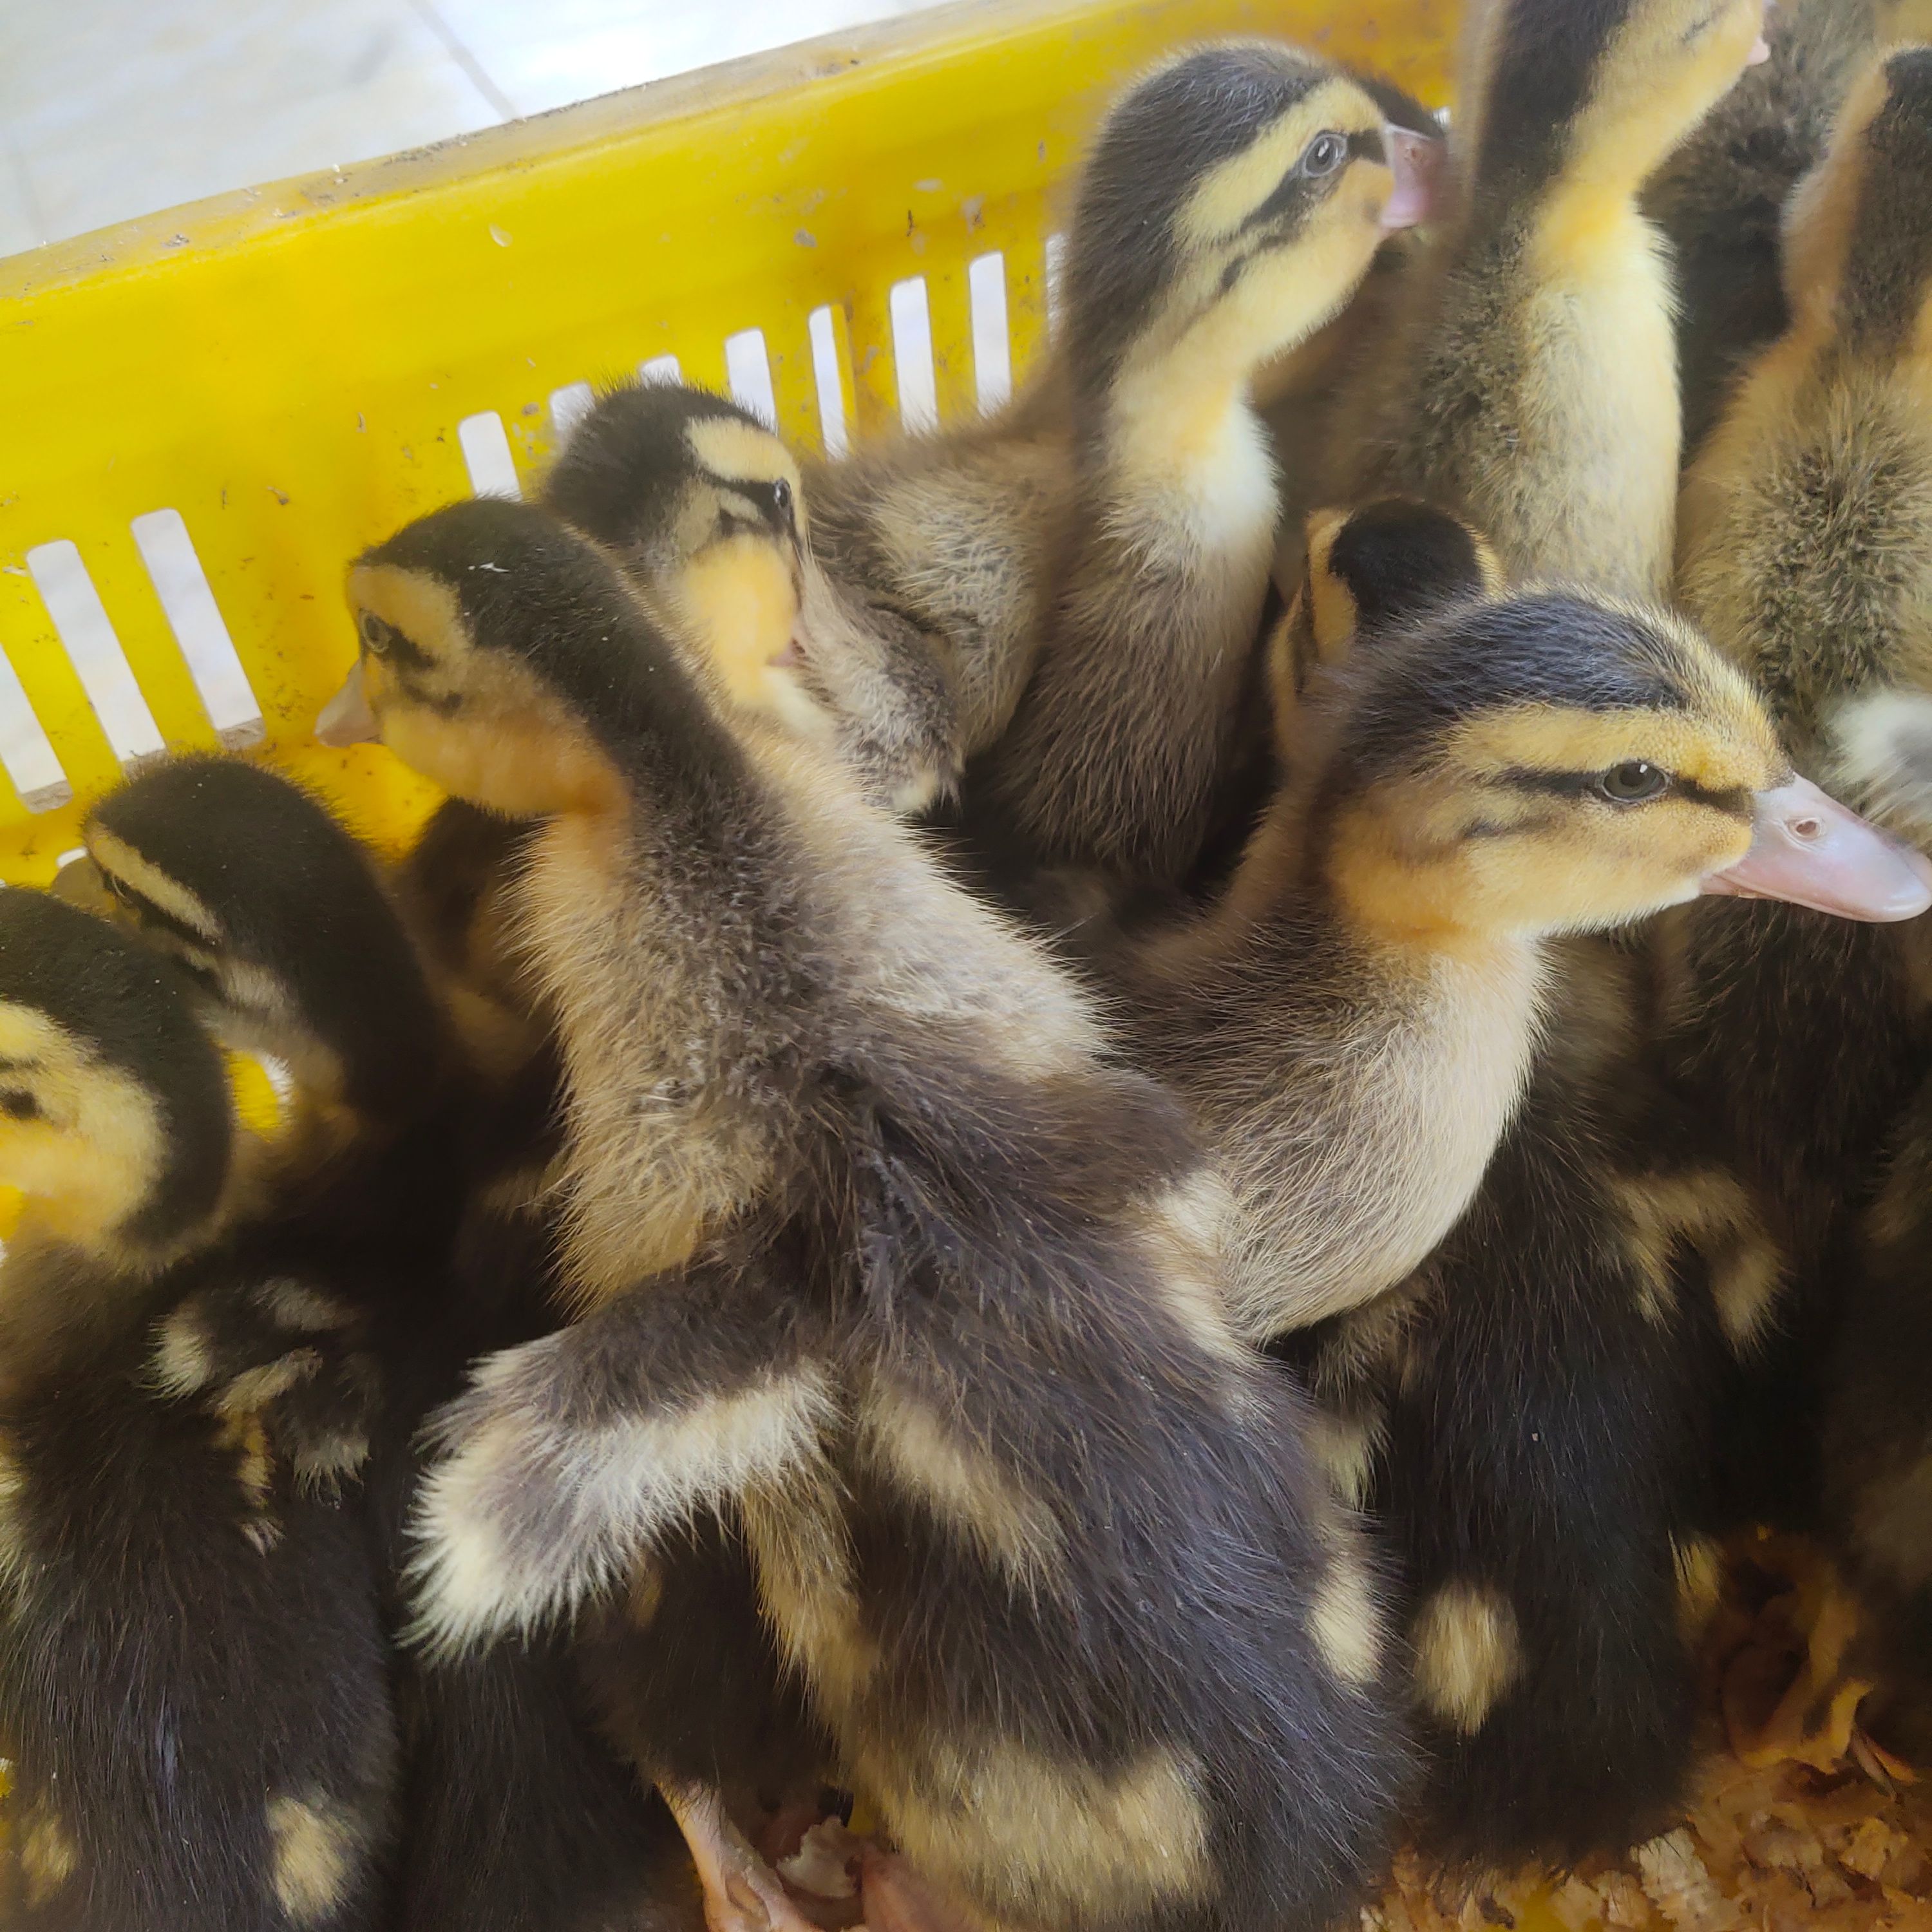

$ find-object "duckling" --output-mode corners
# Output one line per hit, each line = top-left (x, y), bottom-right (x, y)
(1776, 688), (1932, 1759)
(1332, 0), (1770, 597)
(1287, 938), (1735, 1869)
(79, 757), (703, 1932)
(1265, 497), (1506, 734)
(1128, 559), (1925, 1342)
(1668, 44), (1932, 1524)
(1644, 0), (1883, 457)
(980, 41), (1439, 889)
(543, 379), (961, 816)
(0, 889), (396, 1930)
(322, 494), (1412, 1932)
(1229, 507), (1850, 1865)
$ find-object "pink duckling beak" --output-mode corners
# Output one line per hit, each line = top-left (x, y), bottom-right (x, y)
(1381, 126), (1445, 232)
(316, 661), (381, 747)
(1702, 774), (1932, 922)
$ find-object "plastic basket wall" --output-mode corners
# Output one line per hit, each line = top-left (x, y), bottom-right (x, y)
(0, 0), (1454, 883)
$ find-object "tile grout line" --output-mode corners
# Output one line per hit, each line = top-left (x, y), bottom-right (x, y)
(401, 0), (521, 122)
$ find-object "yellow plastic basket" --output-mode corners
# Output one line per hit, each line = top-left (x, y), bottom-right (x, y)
(0, 0), (1452, 886)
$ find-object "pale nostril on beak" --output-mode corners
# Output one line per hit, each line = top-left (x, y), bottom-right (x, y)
(1792, 816), (1822, 840)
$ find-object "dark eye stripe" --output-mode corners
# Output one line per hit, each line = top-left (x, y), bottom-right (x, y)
(383, 625), (437, 675)
(1497, 768), (1754, 818)
(104, 880), (219, 951)
(1234, 128), (1385, 241)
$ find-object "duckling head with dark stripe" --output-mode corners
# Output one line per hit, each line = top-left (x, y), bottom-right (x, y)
(1064, 40), (1440, 421)
(0, 890), (231, 1265)
(1308, 593), (1932, 943)
(75, 757), (445, 1127)
(542, 380), (965, 804)
(322, 497), (708, 823)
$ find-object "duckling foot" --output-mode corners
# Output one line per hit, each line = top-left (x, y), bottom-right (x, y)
(663, 1781), (829, 1932)
(857, 1845), (983, 1932)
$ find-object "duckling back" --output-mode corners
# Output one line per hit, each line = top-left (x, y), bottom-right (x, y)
(1334, 0), (1768, 595)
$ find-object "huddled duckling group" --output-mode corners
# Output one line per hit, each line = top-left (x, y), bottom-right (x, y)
(12, 1), (1932, 1926)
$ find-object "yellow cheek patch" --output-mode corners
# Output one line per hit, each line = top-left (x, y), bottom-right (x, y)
(1180, 75), (1383, 245)
(348, 562), (468, 665)
(379, 701), (621, 822)
(1448, 703), (1779, 797)
(671, 538), (801, 705)
(0, 1005), (171, 1247)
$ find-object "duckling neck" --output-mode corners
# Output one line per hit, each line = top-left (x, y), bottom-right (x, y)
(1142, 786), (1553, 1329)
(1083, 338), (1275, 558)
(1160, 880), (1549, 1338)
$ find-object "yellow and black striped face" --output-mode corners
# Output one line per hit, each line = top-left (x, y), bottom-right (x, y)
(1272, 502), (1504, 754)
(0, 1001), (170, 1249)
(1066, 44), (1439, 394)
(335, 560), (624, 821)
(0, 893), (232, 1258)
(658, 413), (818, 732)
(1160, 73), (1406, 357)
(1324, 596), (1786, 942)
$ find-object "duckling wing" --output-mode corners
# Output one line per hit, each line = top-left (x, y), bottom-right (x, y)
(149, 1273), (381, 1499)
(406, 1247), (836, 1660)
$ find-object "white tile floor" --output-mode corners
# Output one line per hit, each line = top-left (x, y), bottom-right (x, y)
(0, 0), (938, 254)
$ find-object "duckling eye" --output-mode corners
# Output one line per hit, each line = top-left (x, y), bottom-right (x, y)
(359, 611), (397, 657)
(1300, 132), (1349, 178)
(770, 477), (793, 519)
(1598, 760), (1669, 804)
(0, 1088), (40, 1122)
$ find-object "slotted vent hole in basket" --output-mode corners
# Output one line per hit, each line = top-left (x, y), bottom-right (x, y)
(459, 412), (522, 498)
(0, 647), (68, 811)
(549, 381), (596, 439)
(967, 252), (1011, 415)
(889, 277), (940, 435)
(808, 307), (849, 458)
(1045, 232), (1066, 339)
(130, 510), (264, 749)
(640, 354), (683, 386)
(26, 541), (165, 768)
(725, 328), (779, 428)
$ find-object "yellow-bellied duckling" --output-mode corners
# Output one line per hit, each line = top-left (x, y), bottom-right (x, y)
(80, 757), (701, 1932)
(1131, 526), (1927, 1343)
(1236, 506), (1777, 1865)
(0, 890), (396, 1930)
(981, 41), (1440, 889)
(544, 379), (961, 816)
(1669, 45), (1932, 1524)
(1333, 0), (1769, 596)
(324, 495), (1412, 1932)
(1644, 0), (1883, 458)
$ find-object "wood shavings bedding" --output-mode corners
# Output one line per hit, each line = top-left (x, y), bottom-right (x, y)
(1369, 1533), (1932, 1932)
